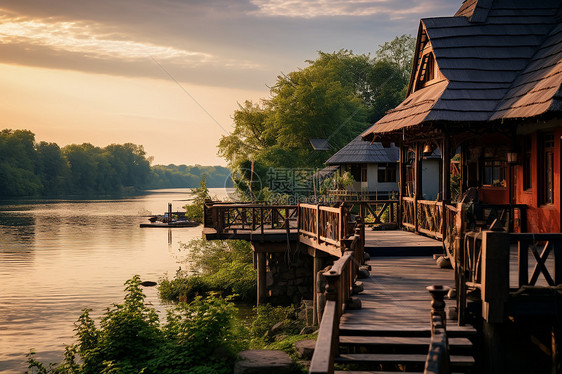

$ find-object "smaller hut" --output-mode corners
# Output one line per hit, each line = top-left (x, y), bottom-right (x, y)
(321, 136), (402, 199)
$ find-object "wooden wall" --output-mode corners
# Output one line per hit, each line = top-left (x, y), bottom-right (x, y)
(515, 123), (561, 233)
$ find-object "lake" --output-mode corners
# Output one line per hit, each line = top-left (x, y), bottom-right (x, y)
(0, 188), (231, 373)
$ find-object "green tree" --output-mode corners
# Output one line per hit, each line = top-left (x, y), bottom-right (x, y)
(375, 34), (416, 80)
(0, 129), (42, 196)
(218, 43), (413, 196)
(35, 142), (70, 195)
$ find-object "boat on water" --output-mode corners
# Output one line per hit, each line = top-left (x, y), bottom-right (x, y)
(140, 203), (199, 228)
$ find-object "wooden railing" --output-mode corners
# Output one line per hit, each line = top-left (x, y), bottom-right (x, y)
(466, 204), (527, 232)
(456, 231), (562, 324)
(402, 196), (416, 229)
(424, 285), (451, 374)
(325, 190), (396, 201)
(444, 204), (459, 259)
(298, 204), (351, 248)
(310, 224), (364, 374)
(418, 200), (444, 239)
(203, 202), (297, 235)
(342, 200), (399, 225)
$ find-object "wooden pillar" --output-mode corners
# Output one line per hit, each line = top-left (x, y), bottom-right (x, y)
(256, 251), (267, 305)
(481, 230), (510, 323)
(442, 136), (451, 202)
(313, 249), (322, 326)
(414, 142), (423, 232)
(398, 141), (405, 228)
(553, 325), (561, 374)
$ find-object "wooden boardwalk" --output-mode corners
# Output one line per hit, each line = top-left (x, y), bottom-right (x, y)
(364, 230), (442, 257)
(340, 256), (459, 331)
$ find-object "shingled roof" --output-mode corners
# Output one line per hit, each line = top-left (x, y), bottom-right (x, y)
(326, 136), (399, 165)
(362, 0), (562, 140)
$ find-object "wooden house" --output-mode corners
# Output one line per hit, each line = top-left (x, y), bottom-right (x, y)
(322, 135), (443, 200)
(322, 136), (400, 199)
(362, 0), (562, 233)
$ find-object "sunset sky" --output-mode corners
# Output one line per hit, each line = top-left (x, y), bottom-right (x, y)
(0, 0), (459, 166)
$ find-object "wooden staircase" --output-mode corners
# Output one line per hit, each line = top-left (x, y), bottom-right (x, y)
(332, 326), (478, 373)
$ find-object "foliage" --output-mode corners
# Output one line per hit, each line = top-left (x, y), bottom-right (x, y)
(183, 176), (211, 223)
(248, 304), (302, 343)
(148, 164), (233, 189)
(320, 171), (355, 193)
(375, 34), (416, 80)
(0, 129), (234, 197)
(26, 276), (239, 374)
(219, 37), (414, 195)
(159, 239), (256, 303)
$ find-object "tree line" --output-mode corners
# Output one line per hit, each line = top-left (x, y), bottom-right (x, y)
(0, 129), (231, 197)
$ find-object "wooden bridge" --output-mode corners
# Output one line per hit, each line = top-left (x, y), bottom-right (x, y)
(202, 200), (562, 373)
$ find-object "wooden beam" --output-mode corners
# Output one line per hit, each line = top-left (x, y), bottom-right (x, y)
(256, 251), (267, 305)
(300, 234), (343, 257)
(481, 231), (510, 323)
(399, 141), (405, 228)
(414, 142), (422, 233)
(442, 135), (451, 202)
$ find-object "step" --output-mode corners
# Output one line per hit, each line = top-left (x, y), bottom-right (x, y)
(335, 353), (475, 367)
(339, 336), (472, 349)
(339, 325), (477, 338)
(334, 371), (422, 374)
(334, 372), (466, 374)
(339, 336), (473, 355)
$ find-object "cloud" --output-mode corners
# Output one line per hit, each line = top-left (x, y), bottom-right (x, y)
(250, 0), (450, 19)
(0, 14), (262, 68)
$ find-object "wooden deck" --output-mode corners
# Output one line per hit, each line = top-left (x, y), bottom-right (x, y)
(202, 227), (299, 242)
(340, 256), (460, 331)
(364, 230), (443, 257)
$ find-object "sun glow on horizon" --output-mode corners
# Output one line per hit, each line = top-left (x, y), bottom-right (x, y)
(0, 63), (265, 166)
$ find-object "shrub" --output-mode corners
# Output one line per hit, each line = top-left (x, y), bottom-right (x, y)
(26, 276), (239, 374)
(159, 239), (256, 303)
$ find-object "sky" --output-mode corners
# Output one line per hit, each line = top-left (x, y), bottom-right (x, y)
(0, 0), (461, 166)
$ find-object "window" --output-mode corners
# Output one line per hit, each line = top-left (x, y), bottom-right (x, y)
(350, 164), (361, 182)
(378, 163), (397, 183)
(415, 53), (435, 90)
(361, 165), (367, 182)
(522, 137), (532, 190)
(539, 133), (554, 205)
(483, 160), (506, 187)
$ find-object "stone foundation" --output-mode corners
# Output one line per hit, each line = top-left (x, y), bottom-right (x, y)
(267, 245), (314, 305)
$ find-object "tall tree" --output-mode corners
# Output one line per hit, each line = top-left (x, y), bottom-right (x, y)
(218, 40), (415, 195)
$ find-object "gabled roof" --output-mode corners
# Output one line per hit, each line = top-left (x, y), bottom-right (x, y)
(326, 136), (399, 165)
(362, 0), (562, 140)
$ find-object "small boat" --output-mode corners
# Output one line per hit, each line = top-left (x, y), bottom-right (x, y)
(140, 203), (199, 228)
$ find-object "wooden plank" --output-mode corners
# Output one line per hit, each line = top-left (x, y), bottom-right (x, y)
(335, 353), (474, 365)
(518, 240), (529, 287)
(310, 300), (338, 374)
(339, 336), (472, 348)
(554, 240), (562, 285)
(299, 234), (343, 257)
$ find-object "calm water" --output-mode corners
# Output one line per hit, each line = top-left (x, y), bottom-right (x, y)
(0, 188), (231, 373)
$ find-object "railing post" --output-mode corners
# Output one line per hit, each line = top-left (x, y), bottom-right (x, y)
(427, 285), (450, 330)
(518, 239), (529, 287)
(481, 230), (510, 323)
(316, 205), (320, 245)
(425, 285), (451, 374)
(256, 250), (267, 305)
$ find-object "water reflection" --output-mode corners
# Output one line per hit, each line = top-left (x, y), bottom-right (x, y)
(0, 188), (231, 373)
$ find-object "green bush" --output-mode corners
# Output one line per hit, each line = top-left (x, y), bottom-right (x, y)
(159, 239), (256, 303)
(27, 276), (240, 374)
